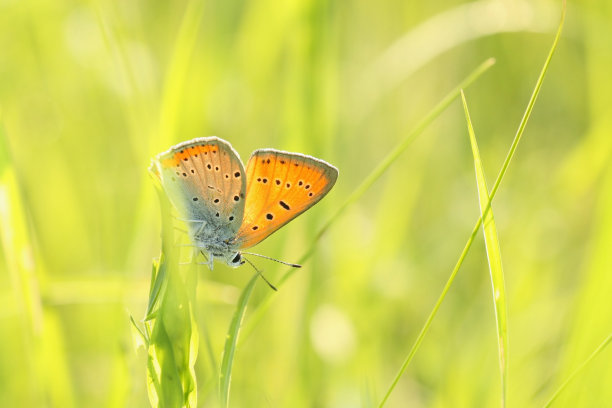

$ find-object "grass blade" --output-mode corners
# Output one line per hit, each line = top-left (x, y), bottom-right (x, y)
(378, 2), (566, 406)
(284, 57), (496, 286)
(359, 0), (556, 117)
(543, 333), (612, 407)
(240, 58), (496, 341)
(219, 274), (258, 408)
(461, 90), (508, 407)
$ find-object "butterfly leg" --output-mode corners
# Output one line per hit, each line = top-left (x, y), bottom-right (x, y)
(197, 249), (214, 270)
(199, 249), (209, 262)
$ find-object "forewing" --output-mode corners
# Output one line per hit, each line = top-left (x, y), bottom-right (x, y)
(152, 137), (246, 238)
(233, 149), (338, 249)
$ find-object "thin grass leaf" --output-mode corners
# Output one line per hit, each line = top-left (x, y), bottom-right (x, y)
(543, 333), (612, 408)
(130, 315), (149, 347)
(239, 58), (496, 341)
(200, 308), (220, 376)
(219, 273), (258, 408)
(285, 57), (496, 284)
(236, 59), (494, 346)
(378, 2), (566, 406)
(146, 257), (167, 321)
(359, 0), (557, 117)
(462, 90), (508, 407)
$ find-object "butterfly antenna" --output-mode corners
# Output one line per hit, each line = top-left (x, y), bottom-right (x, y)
(241, 252), (302, 268)
(243, 257), (278, 291)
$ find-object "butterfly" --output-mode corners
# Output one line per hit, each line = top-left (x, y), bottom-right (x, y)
(151, 136), (338, 273)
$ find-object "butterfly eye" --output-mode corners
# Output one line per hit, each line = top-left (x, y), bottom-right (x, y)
(231, 253), (242, 264)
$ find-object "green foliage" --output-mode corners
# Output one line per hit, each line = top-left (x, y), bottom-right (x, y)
(140, 179), (199, 408)
(2, 0), (612, 407)
(462, 90), (508, 407)
(219, 274), (258, 408)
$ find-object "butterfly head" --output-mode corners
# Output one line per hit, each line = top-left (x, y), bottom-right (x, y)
(226, 251), (245, 268)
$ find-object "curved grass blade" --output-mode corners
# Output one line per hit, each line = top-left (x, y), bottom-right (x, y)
(378, 2), (566, 406)
(543, 333), (612, 408)
(285, 57), (496, 285)
(219, 273), (258, 408)
(359, 0), (557, 117)
(462, 90), (508, 407)
(286, 57), (494, 288)
(130, 315), (148, 347)
(240, 58), (496, 341)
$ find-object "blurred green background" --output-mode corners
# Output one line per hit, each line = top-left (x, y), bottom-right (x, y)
(1, 0), (610, 406)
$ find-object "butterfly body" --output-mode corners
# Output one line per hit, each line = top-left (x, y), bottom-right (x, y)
(187, 219), (242, 269)
(151, 137), (338, 270)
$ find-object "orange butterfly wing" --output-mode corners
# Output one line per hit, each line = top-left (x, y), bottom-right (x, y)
(151, 137), (247, 240)
(232, 149), (338, 249)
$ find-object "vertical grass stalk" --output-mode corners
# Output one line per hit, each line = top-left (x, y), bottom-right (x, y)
(378, 1), (566, 406)
(219, 274), (259, 408)
(462, 90), (509, 407)
(144, 175), (199, 408)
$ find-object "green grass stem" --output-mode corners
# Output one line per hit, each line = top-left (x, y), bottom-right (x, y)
(378, 2), (566, 406)
(543, 333), (612, 407)
(239, 58), (496, 341)
(219, 273), (258, 408)
(286, 57), (496, 284)
(462, 90), (508, 407)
